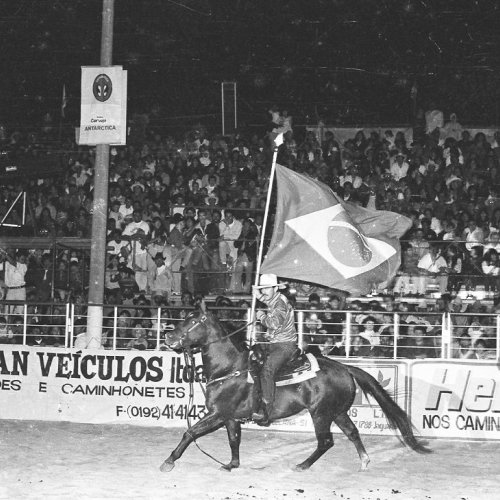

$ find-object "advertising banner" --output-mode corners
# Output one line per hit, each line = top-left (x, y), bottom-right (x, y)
(79, 66), (127, 145)
(258, 359), (408, 435)
(0, 346), (206, 427)
(3, 347), (498, 441)
(410, 361), (500, 440)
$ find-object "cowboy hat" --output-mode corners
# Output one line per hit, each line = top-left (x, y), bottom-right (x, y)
(253, 273), (287, 289)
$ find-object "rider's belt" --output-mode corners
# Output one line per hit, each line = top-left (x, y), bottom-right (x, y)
(7, 285), (26, 289)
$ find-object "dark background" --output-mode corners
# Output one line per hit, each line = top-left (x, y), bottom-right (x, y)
(1, 0), (499, 132)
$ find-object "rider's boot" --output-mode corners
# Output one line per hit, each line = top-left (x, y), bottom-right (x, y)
(252, 399), (272, 427)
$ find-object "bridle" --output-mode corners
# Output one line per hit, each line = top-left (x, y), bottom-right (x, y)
(168, 311), (255, 351)
(168, 313), (208, 349)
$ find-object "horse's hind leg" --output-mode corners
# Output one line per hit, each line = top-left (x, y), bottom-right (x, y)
(334, 412), (370, 471)
(294, 414), (334, 471)
(221, 419), (241, 471)
(160, 413), (224, 472)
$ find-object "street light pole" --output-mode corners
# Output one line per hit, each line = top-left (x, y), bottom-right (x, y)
(86, 0), (115, 347)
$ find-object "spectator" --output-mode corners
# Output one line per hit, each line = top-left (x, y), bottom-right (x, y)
(472, 339), (496, 360)
(148, 252), (172, 300)
(0, 316), (14, 343)
(1, 249), (27, 315)
(230, 218), (258, 293)
(167, 216), (187, 295)
(218, 209), (242, 289)
(449, 296), (470, 335)
(443, 245), (463, 293)
(463, 246), (484, 292)
(416, 245), (448, 296)
(482, 249), (500, 292)
(126, 320), (149, 350)
(358, 316), (380, 354)
(455, 333), (475, 359)
(463, 219), (485, 253)
(390, 152), (409, 182)
(350, 334), (371, 357)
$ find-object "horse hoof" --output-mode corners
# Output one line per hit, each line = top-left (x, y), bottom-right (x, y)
(160, 460), (175, 473)
(220, 461), (239, 472)
(293, 463), (309, 472)
(359, 457), (370, 472)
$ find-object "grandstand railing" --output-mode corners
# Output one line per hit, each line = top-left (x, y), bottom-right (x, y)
(0, 302), (498, 361)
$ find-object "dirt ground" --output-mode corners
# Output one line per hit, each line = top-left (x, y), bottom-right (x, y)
(0, 420), (498, 500)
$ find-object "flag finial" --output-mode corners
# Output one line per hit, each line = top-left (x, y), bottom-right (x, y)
(273, 132), (284, 149)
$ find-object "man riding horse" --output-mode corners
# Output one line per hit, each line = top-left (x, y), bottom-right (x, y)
(252, 273), (297, 426)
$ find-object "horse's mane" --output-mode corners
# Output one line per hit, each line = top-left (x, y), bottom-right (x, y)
(206, 309), (248, 353)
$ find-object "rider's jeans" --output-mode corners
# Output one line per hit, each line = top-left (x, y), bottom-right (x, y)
(260, 341), (297, 407)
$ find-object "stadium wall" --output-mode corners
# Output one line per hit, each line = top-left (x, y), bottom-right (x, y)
(0, 346), (498, 441)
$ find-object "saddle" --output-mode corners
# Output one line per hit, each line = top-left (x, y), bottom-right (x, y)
(248, 349), (320, 387)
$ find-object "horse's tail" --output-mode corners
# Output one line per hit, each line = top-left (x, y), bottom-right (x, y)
(346, 365), (431, 454)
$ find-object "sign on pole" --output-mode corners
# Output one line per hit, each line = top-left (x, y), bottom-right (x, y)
(79, 66), (127, 145)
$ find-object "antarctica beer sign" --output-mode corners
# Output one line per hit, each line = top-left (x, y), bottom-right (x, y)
(79, 66), (127, 145)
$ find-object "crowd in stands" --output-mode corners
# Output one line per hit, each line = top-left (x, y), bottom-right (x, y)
(297, 291), (497, 360)
(0, 110), (500, 357)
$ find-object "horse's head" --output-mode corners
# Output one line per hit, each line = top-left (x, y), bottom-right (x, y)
(164, 304), (212, 351)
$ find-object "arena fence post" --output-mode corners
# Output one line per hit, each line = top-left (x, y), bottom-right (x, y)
(496, 314), (500, 362)
(112, 306), (118, 350)
(441, 313), (450, 359)
(156, 307), (162, 349)
(64, 302), (70, 348)
(22, 304), (27, 345)
(345, 311), (352, 358)
(297, 310), (304, 352)
(446, 313), (453, 359)
(69, 303), (75, 349)
(393, 312), (399, 360)
(246, 308), (252, 343)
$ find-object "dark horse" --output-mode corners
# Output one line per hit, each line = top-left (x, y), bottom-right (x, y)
(161, 306), (430, 472)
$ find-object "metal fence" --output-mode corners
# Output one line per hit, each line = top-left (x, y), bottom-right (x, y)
(0, 302), (498, 361)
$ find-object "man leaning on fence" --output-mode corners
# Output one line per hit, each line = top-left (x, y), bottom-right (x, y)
(0, 249), (27, 315)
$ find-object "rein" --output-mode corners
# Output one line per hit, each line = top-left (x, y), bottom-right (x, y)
(183, 349), (226, 467)
(179, 315), (256, 467)
(176, 314), (256, 350)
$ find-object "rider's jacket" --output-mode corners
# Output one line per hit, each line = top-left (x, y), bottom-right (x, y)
(258, 293), (297, 343)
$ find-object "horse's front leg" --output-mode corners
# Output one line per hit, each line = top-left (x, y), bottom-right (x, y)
(160, 412), (224, 472)
(221, 419), (242, 472)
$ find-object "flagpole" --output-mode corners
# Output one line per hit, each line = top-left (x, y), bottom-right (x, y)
(249, 133), (282, 343)
(58, 84), (66, 142)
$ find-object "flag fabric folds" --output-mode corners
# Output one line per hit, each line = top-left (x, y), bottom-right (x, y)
(261, 164), (412, 294)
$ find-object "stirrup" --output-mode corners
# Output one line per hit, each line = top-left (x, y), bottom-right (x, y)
(252, 412), (271, 427)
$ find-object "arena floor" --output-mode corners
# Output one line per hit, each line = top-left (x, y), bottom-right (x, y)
(0, 420), (497, 499)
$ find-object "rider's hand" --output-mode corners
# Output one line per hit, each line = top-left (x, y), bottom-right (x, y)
(256, 310), (266, 322)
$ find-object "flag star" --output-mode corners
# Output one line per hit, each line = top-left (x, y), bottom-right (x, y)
(285, 204), (396, 279)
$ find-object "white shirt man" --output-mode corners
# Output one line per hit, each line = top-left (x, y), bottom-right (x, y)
(219, 211), (242, 265)
(148, 253), (173, 298)
(2, 251), (27, 314)
(122, 212), (150, 239)
(123, 212), (150, 291)
(119, 200), (134, 225)
(483, 232), (500, 253)
(107, 231), (129, 262)
(339, 169), (362, 189)
(390, 154), (409, 182)
(417, 247), (447, 295)
(463, 221), (484, 252)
